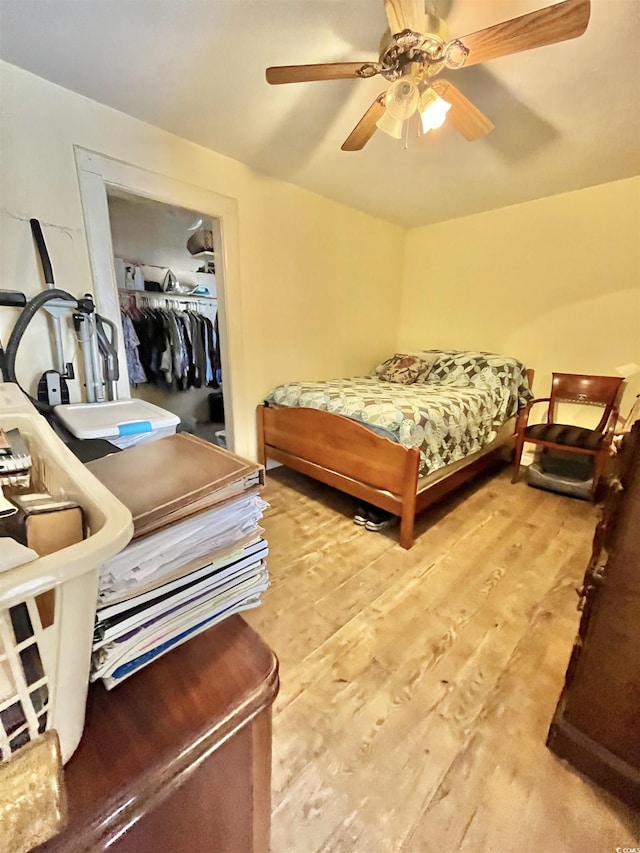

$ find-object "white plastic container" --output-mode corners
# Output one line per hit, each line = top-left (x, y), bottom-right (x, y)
(0, 384), (133, 763)
(54, 398), (180, 448)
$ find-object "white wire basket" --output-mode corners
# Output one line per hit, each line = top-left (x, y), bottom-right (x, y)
(0, 384), (133, 763)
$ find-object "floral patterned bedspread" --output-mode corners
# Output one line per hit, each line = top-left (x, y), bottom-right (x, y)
(265, 351), (532, 476)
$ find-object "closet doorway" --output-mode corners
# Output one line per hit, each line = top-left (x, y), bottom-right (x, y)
(108, 190), (226, 446)
(75, 147), (247, 456)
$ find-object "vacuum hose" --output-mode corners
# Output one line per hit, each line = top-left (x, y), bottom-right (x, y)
(4, 288), (76, 412)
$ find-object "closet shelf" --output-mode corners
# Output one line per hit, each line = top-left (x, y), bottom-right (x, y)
(117, 288), (217, 306)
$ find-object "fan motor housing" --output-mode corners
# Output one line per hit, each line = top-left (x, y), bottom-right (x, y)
(378, 15), (451, 80)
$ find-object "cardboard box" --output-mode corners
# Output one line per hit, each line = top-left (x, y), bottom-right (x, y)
(1, 493), (84, 557)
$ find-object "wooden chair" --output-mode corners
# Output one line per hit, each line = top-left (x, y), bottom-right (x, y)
(511, 373), (625, 500)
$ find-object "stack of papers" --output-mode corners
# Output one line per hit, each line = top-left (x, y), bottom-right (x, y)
(86, 433), (268, 689)
(92, 533), (268, 689)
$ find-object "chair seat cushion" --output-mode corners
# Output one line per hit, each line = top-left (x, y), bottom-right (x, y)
(525, 423), (604, 450)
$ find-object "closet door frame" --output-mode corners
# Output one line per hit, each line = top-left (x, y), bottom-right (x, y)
(74, 147), (245, 455)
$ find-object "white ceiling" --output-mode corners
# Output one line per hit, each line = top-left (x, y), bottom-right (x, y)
(1, 0), (638, 227)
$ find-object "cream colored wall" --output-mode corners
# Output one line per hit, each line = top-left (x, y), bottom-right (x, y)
(399, 177), (640, 419)
(0, 61), (404, 459)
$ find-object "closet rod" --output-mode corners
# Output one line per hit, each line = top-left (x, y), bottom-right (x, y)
(117, 289), (216, 310)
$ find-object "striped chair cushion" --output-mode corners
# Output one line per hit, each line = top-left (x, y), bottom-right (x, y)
(525, 423), (604, 451)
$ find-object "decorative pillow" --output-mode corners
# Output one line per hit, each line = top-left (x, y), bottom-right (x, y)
(373, 350), (442, 385)
(376, 353), (430, 384)
(400, 351), (441, 381)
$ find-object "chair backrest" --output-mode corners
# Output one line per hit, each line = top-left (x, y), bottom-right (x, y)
(549, 373), (625, 432)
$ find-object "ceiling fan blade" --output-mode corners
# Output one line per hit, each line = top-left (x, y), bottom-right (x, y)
(342, 96), (386, 151)
(266, 62), (374, 85)
(432, 80), (494, 141)
(459, 0), (590, 67)
(384, 0), (425, 34)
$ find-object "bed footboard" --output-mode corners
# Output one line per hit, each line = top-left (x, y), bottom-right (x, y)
(257, 404), (420, 548)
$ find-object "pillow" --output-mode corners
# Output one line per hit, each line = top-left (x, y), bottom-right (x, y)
(400, 351), (440, 381)
(428, 352), (527, 390)
(374, 351), (439, 384)
(376, 353), (433, 384)
(428, 352), (496, 387)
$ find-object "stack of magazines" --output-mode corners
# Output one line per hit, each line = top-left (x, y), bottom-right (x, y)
(86, 433), (268, 689)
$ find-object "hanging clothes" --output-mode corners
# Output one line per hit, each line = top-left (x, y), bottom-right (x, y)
(123, 302), (219, 392)
(120, 308), (147, 385)
(208, 314), (222, 388)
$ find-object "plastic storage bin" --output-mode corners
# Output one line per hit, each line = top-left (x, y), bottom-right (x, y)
(53, 398), (180, 449)
(0, 384), (133, 763)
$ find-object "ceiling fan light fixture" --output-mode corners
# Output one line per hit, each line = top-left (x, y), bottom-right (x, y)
(266, 0), (592, 152)
(419, 87), (451, 132)
(385, 77), (420, 120)
(376, 108), (405, 139)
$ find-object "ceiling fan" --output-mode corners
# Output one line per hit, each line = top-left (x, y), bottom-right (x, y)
(265, 0), (590, 151)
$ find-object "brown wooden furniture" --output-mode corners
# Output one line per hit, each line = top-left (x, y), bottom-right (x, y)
(257, 366), (534, 550)
(37, 616), (279, 853)
(511, 372), (624, 499)
(547, 420), (640, 810)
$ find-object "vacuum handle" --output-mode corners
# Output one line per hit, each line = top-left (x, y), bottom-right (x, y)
(95, 314), (120, 382)
(30, 219), (55, 286)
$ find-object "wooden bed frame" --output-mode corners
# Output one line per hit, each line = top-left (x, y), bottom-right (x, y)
(257, 369), (533, 550)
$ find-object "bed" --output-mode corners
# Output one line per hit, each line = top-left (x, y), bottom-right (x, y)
(257, 350), (533, 549)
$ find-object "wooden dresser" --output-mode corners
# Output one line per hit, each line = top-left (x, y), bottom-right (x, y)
(37, 616), (279, 852)
(547, 420), (640, 810)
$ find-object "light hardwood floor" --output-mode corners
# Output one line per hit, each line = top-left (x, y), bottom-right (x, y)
(243, 466), (640, 853)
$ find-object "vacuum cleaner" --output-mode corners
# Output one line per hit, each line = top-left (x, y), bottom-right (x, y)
(0, 219), (119, 411)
